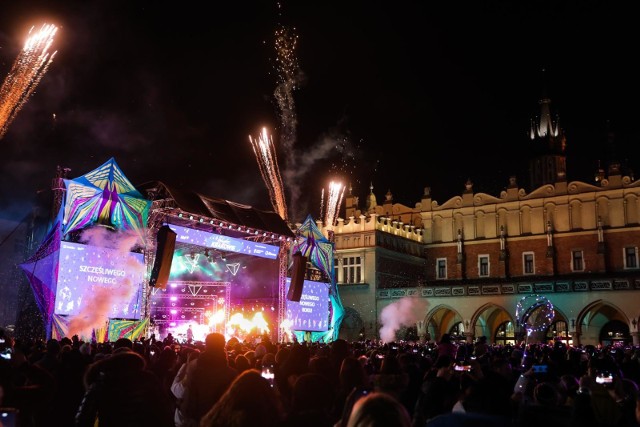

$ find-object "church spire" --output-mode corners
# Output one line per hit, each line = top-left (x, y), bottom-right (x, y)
(365, 182), (377, 213)
(528, 69), (567, 190)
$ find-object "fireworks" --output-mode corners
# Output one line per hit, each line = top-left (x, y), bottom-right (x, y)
(273, 25), (299, 154)
(273, 25), (301, 217)
(323, 181), (345, 228)
(0, 23), (58, 139)
(249, 127), (288, 221)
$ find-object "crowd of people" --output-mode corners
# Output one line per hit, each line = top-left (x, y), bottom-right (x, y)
(2, 328), (640, 427)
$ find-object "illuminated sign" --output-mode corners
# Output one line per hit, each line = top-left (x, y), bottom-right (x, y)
(166, 224), (279, 259)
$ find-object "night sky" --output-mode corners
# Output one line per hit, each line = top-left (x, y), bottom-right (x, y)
(1, 1), (639, 225)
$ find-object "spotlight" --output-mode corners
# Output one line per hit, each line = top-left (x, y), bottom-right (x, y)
(210, 220), (214, 224)
(220, 222), (225, 227)
(189, 215), (193, 220)
(178, 213), (183, 218)
(199, 218), (203, 222)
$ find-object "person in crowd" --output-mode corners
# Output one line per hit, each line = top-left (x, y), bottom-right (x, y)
(332, 356), (370, 423)
(515, 381), (572, 427)
(178, 332), (237, 426)
(427, 375), (513, 427)
(186, 325), (193, 344)
(369, 353), (409, 402)
(199, 369), (284, 427)
(0, 338), (56, 427)
(75, 349), (174, 427)
(275, 343), (311, 411)
(234, 354), (251, 374)
(397, 351), (424, 415)
(51, 344), (90, 426)
(412, 355), (459, 426)
(280, 372), (334, 427)
(436, 334), (457, 361)
(473, 336), (490, 359)
(33, 338), (61, 376)
(345, 391), (411, 427)
(170, 349), (200, 427)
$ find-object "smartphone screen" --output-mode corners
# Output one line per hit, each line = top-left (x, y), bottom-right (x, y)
(261, 365), (275, 387)
(532, 364), (548, 374)
(454, 364), (472, 372)
(0, 408), (18, 427)
(596, 372), (613, 384)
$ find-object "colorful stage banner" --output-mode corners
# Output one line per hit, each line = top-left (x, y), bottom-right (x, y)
(51, 314), (145, 343)
(51, 314), (108, 342)
(107, 318), (149, 342)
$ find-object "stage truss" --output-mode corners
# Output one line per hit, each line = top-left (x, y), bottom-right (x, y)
(143, 199), (293, 342)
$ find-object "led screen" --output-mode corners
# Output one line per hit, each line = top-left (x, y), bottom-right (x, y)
(285, 278), (330, 332)
(54, 242), (144, 319)
(167, 224), (279, 259)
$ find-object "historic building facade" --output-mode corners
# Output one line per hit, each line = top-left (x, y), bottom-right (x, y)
(330, 93), (640, 347)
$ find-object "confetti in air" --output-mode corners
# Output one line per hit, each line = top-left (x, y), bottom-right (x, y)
(0, 23), (58, 139)
(249, 127), (288, 221)
(323, 181), (345, 228)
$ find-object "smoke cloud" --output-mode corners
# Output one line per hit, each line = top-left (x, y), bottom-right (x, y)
(379, 296), (429, 343)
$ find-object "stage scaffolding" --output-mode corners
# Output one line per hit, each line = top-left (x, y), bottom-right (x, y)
(142, 191), (293, 342)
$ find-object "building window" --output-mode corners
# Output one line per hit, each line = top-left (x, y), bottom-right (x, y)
(334, 258), (340, 282)
(343, 256), (362, 283)
(436, 258), (447, 279)
(624, 247), (638, 269)
(523, 252), (534, 275)
(571, 250), (584, 271)
(478, 255), (489, 277)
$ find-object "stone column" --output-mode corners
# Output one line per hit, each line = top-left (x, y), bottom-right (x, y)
(572, 331), (581, 346)
(464, 331), (474, 344)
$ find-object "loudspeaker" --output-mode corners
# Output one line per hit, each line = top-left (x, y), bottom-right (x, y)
(149, 225), (177, 289)
(287, 251), (307, 302)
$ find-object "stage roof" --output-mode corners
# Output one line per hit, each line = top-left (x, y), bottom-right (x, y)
(138, 181), (295, 238)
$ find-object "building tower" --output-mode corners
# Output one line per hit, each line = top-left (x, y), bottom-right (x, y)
(528, 71), (567, 190)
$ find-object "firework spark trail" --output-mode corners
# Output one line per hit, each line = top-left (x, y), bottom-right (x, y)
(0, 23), (58, 140)
(273, 25), (303, 219)
(319, 188), (325, 221)
(274, 25), (299, 157)
(249, 127), (288, 221)
(324, 181), (345, 228)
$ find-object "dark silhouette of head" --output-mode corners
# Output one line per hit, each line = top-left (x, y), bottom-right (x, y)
(205, 333), (226, 353)
(346, 392), (411, 427)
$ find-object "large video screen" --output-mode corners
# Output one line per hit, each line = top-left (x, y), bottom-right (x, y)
(167, 224), (280, 259)
(54, 242), (145, 319)
(285, 278), (330, 332)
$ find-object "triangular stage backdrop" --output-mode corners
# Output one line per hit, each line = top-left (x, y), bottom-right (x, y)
(20, 158), (151, 339)
(291, 214), (344, 343)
